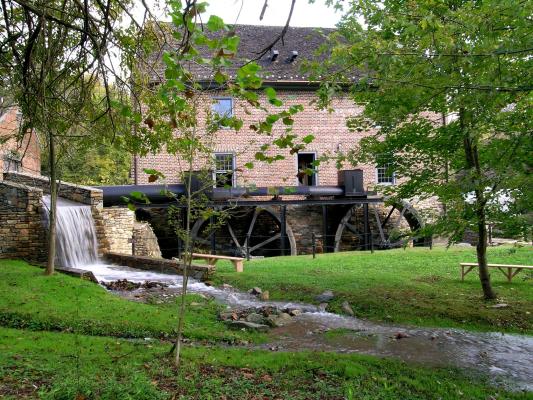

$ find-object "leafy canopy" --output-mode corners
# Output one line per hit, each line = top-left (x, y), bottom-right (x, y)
(314, 0), (532, 240)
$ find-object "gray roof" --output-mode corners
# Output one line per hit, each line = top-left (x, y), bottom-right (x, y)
(146, 24), (339, 84)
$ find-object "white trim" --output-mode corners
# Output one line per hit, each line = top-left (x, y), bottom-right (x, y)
(213, 152), (236, 188)
(375, 164), (396, 185)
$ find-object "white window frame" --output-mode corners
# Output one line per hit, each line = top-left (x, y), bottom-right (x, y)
(213, 152), (236, 188)
(375, 162), (396, 185)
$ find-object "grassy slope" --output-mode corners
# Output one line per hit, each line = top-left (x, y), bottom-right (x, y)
(1, 327), (530, 400)
(213, 246), (533, 333)
(0, 259), (258, 343)
(0, 258), (531, 398)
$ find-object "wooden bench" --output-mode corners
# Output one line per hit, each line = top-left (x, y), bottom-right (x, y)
(191, 253), (245, 273)
(459, 263), (533, 282)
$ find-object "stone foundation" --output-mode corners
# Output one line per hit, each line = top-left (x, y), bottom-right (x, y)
(286, 205), (324, 255)
(103, 252), (213, 280)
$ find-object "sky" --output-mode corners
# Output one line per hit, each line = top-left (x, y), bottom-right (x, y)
(133, 0), (343, 28)
(204, 0), (342, 28)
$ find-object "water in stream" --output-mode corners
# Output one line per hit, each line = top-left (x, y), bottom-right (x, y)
(81, 262), (533, 391)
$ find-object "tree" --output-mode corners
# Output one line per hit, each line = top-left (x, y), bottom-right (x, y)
(0, 0), (136, 274)
(119, 0), (311, 366)
(313, 0), (532, 299)
(40, 125), (132, 186)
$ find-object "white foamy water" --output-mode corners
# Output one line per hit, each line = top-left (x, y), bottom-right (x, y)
(42, 195), (99, 268)
(81, 262), (317, 311)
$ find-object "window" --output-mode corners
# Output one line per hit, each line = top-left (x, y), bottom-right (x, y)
(376, 156), (395, 185)
(212, 97), (233, 118)
(297, 153), (317, 186)
(3, 152), (21, 173)
(214, 153), (235, 188)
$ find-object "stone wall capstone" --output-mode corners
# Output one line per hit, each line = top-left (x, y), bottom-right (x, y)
(3, 172), (103, 208)
(103, 252), (213, 280)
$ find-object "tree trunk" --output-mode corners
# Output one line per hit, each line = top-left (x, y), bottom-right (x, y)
(45, 133), (56, 275)
(475, 197), (496, 299)
(461, 109), (496, 300)
(174, 137), (196, 368)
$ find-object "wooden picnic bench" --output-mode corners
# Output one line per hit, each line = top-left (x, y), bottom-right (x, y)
(459, 262), (533, 282)
(191, 253), (245, 273)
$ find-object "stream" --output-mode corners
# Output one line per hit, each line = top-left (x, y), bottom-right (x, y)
(81, 262), (533, 392)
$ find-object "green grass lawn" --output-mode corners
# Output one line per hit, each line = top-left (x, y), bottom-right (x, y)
(213, 245), (533, 334)
(0, 259), (259, 344)
(1, 257), (532, 398)
(1, 327), (529, 400)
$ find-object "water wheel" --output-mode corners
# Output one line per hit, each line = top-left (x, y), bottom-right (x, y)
(334, 203), (417, 252)
(191, 206), (296, 257)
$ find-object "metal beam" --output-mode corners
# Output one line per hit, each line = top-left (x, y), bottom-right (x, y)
(133, 197), (385, 209)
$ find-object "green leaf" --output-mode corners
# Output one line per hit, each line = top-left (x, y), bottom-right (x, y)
(282, 117), (294, 126)
(302, 134), (315, 144)
(214, 71), (227, 84)
(129, 191), (150, 204)
(207, 15), (225, 32)
(264, 87), (277, 100)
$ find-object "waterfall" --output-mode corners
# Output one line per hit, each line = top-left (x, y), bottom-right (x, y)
(42, 195), (99, 268)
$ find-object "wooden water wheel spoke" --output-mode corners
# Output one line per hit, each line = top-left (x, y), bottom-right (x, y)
(344, 222), (359, 235)
(393, 207), (407, 229)
(227, 224), (243, 250)
(372, 205), (387, 243)
(381, 205), (396, 229)
(249, 233), (281, 252)
(244, 207), (260, 247)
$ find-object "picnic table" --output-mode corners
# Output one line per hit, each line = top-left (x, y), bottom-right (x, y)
(459, 262), (533, 282)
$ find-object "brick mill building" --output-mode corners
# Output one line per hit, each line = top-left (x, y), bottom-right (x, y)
(117, 25), (437, 258)
(0, 102), (41, 178)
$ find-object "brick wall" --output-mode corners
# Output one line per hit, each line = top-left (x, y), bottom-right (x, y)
(0, 108), (41, 178)
(134, 91), (379, 189)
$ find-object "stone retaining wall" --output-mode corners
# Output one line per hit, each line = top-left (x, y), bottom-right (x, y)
(3, 172), (103, 207)
(103, 252), (213, 280)
(99, 208), (135, 255)
(0, 181), (46, 261)
(133, 221), (162, 258)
